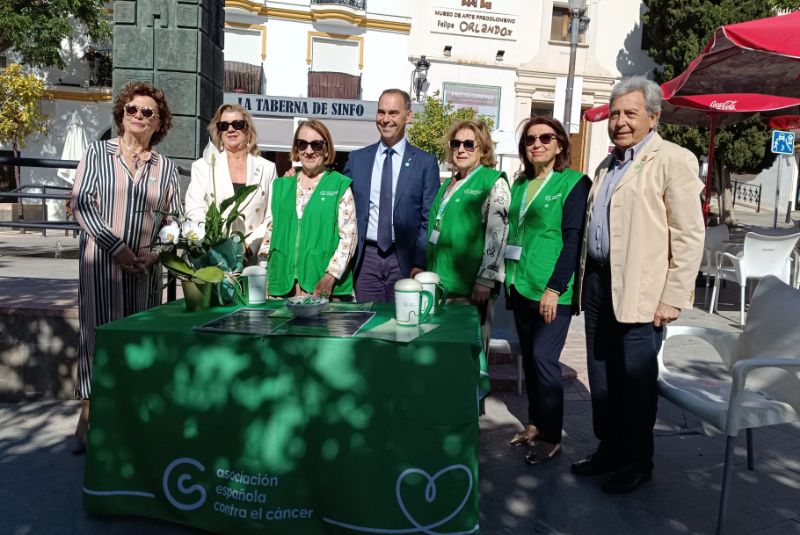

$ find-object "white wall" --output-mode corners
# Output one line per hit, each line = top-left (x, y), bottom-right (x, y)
(733, 155), (799, 214)
(593, 0), (657, 77)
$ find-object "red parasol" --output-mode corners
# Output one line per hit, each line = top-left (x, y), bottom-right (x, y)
(763, 116), (800, 130)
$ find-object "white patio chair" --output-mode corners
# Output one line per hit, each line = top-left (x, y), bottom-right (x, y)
(657, 276), (800, 535)
(709, 232), (800, 324)
(700, 224), (730, 308)
(489, 286), (523, 396)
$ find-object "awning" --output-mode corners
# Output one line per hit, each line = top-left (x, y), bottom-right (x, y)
(251, 116), (377, 152)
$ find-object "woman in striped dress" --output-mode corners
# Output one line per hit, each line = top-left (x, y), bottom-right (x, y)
(70, 82), (180, 454)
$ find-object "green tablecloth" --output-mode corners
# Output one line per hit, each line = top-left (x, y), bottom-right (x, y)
(83, 301), (489, 535)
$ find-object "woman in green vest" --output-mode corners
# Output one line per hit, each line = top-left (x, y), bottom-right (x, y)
(507, 116), (591, 466)
(426, 120), (510, 353)
(259, 120), (357, 300)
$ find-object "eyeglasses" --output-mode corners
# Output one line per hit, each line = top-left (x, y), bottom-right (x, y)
(295, 139), (326, 152)
(217, 120), (246, 132)
(124, 104), (157, 119)
(449, 139), (479, 152)
(524, 133), (557, 146)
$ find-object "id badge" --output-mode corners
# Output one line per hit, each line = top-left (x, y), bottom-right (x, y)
(505, 245), (523, 261)
(429, 230), (440, 244)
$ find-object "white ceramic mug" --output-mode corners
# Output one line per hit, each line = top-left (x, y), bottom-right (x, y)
(414, 271), (449, 316)
(394, 279), (434, 326)
(241, 265), (267, 305)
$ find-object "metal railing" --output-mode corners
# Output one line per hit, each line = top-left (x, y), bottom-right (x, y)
(311, 0), (366, 9)
(732, 180), (762, 213)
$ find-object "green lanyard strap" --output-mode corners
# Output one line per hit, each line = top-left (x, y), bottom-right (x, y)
(435, 164), (484, 229)
(514, 169), (554, 243)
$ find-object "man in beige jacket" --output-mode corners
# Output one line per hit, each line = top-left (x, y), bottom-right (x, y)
(570, 77), (704, 494)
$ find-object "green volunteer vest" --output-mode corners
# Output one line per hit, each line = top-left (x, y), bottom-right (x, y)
(426, 166), (508, 296)
(267, 170), (354, 296)
(506, 168), (585, 305)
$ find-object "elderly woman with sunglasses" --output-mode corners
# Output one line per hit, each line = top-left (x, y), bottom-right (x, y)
(506, 116), (591, 466)
(427, 120), (510, 354)
(259, 120), (357, 300)
(70, 82), (181, 454)
(186, 104), (278, 262)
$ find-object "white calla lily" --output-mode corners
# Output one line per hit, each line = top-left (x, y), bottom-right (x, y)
(158, 223), (180, 245)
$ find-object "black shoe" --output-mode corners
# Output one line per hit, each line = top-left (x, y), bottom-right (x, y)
(601, 464), (652, 495)
(570, 451), (622, 476)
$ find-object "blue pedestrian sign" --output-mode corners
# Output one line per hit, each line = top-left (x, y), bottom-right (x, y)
(772, 130), (796, 155)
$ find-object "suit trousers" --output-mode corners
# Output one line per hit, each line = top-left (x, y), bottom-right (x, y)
(509, 287), (571, 445)
(354, 243), (404, 303)
(583, 258), (663, 473)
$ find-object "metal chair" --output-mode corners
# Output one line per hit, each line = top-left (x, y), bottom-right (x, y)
(489, 286), (523, 396)
(710, 232), (800, 323)
(657, 276), (800, 535)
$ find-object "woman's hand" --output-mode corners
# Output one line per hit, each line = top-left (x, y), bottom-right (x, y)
(471, 283), (491, 307)
(539, 289), (559, 324)
(115, 246), (145, 276)
(313, 273), (336, 298)
(134, 252), (159, 271)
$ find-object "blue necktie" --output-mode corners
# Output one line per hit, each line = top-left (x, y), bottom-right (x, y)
(377, 147), (394, 252)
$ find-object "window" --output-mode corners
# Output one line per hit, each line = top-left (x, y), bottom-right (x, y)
(311, 38), (359, 76)
(550, 6), (585, 44)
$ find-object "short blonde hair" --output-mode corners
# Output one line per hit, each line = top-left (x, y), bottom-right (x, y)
(291, 120), (336, 165)
(444, 120), (496, 169)
(207, 104), (260, 156)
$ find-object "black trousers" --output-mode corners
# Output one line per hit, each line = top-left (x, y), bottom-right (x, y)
(510, 287), (572, 445)
(583, 258), (663, 473)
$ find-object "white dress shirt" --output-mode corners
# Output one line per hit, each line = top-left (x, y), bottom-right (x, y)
(366, 138), (408, 242)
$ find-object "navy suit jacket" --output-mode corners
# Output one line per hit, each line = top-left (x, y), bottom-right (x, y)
(343, 141), (440, 278)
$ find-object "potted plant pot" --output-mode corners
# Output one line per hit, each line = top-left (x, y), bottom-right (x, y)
(181, 280), (213, 312)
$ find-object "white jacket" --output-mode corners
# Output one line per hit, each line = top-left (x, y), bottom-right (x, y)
(186, 150), (278, 260)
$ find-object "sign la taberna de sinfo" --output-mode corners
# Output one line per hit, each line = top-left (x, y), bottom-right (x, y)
(224, 93), (381, 121)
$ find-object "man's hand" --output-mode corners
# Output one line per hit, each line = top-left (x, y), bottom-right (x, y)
(284, 167), (298, 178)
(654, 301), (681, 327)
(410, 267), (424, 279)
(313, 273), (336, 298)
(539, 289), (559, 324)
(471, 283), (491, 306)
(134, 253), (159, 271)
(115, 246), (145, 276)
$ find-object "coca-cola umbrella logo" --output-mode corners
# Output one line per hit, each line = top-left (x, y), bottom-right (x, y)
(710, 100), (738, 111)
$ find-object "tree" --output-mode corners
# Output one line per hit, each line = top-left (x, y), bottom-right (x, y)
(407, 91), (496, 164)
(0, 64), (48, 227)
(642, 0), (800, 225)
(0, 0), (111, 69)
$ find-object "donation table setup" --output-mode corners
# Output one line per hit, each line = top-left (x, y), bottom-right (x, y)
(83, 297), (489, 535)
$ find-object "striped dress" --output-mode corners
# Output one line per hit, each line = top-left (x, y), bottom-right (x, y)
(71, 139), (182, 399)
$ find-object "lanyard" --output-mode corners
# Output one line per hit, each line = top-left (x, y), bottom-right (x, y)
(435, 164), (484, 228)
(518, 170), (554, 228)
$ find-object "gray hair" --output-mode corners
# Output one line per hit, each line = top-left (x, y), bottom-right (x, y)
(609, 76), (662, 125)
(379, 89), (412, 112)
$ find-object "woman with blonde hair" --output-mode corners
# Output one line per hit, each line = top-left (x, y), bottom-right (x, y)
(426, 119), (510, 352)
(259, 120), (357, 300)
(186, 103), (277, 262)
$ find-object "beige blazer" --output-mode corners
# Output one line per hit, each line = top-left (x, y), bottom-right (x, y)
(186, 152), (278, 258)
(580, 133), (705, 323)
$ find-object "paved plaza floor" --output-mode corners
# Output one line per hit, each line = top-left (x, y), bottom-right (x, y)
(3, 211), (800, 534)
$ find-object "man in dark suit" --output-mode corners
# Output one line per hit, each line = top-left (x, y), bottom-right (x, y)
(343, 89), (440, 302)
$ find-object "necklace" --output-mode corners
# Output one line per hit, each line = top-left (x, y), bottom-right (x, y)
(121, 137), (150, 170)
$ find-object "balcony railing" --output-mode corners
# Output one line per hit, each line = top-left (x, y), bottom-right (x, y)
(308, 71), (361, 100)
(311, 0), (366, 9)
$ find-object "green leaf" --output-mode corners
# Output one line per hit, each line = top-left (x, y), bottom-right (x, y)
(158, 251), (194, 277)
(193, 266), (225, 284)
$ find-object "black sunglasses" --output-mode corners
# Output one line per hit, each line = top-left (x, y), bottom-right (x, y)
(295, 139), (326, 152)
(217, 120), (246, 132)
(449, 139), (479, 152)
(124, 104), (157, 119)
(524, 133), (557, 146)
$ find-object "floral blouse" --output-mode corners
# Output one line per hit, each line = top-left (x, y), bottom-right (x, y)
(259, 179), (357, 280)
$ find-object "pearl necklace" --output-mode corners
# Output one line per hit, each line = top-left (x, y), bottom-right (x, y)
(121, 137), (151, 170)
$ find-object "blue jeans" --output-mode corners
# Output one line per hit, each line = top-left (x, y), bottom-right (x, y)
(583, 259), (663, 473)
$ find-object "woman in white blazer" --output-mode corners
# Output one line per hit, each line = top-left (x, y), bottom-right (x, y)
(186, 103), (278, 263)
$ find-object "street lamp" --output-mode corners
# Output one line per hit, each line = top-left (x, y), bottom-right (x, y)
(412, 56), (431, 102)
(563, 0), (590, 135)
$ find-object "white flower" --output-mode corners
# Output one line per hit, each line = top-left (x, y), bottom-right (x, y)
(182, 220), (206, 246)
(158, 223), (180, 245)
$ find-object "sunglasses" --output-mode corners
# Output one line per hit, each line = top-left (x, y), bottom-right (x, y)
(217, 120), (247, 132)
(295, 139), (326, 152)
(124, 104), (157, 119)
(449, 139), (479, 152)
(524, 133), (557, 146)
